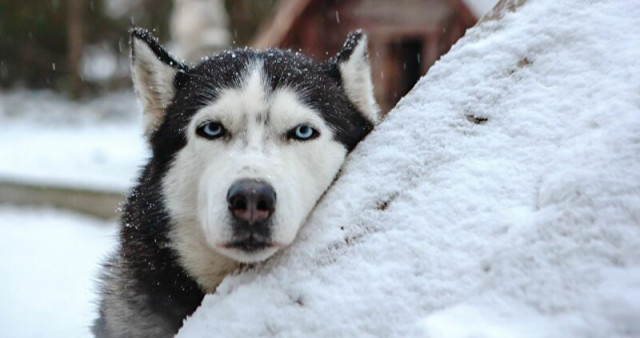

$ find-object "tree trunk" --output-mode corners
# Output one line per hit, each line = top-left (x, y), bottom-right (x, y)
(67, 0), (84, 99)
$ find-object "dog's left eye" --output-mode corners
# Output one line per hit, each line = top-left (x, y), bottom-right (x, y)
(196, 121), (226, 139)
(287, 124), (319, 141)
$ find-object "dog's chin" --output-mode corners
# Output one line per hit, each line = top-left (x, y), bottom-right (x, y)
(213, 244), (281, 263)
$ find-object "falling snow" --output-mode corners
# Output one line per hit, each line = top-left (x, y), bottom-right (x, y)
(179, 0), (640, 336)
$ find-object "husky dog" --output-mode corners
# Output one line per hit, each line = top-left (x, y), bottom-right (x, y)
(93, 28), (379, 337)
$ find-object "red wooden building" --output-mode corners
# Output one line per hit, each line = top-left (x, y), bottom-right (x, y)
(253, 0), (478, 112)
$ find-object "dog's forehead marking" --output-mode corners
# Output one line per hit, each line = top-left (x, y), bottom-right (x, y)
(255, 111), (268, 125)
(192, 61), (329, 145)
(240, 64), (270, 149)
(240, 62), (268, 114)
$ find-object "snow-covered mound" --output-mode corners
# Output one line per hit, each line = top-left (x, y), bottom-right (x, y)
(180, 0), (640, 336)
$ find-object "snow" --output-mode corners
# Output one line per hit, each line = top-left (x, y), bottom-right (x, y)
(0, 207), (117, 337)
(0, 90), (147, 192)
(179, 0), (640, 337)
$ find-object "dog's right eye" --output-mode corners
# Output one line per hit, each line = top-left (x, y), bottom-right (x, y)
(196, 121), (226, 139)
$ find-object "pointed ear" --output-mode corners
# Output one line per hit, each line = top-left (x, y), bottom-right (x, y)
(130, 28), (187, 135)
(333, 30), (380, 124)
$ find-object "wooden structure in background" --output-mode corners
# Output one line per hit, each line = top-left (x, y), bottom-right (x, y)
(0, 179), (124, 220)
(254, 0), (477, 112)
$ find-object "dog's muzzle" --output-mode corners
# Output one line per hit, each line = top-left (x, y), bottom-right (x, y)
(226, 179), (276, 251)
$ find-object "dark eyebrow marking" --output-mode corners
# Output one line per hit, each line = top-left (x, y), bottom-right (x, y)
(255, 110), (270, 125)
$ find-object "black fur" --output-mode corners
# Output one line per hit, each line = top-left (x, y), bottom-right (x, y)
(130, 28), (188, 72)
(94, 29), (374, 337)
(333, 29), (366, 64)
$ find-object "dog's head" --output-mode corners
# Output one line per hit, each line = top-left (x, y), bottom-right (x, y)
(130, 28), (378, 264)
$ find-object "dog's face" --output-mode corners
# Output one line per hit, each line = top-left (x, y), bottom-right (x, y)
(130, 29), (378, 265)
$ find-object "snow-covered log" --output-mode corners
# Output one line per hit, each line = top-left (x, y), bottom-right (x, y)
(179, 0), (640, 336)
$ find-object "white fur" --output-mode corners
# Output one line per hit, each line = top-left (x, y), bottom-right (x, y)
(338, 35), (380, 124)
(163, 63), (347, 288)
(131, 37), (178, 135)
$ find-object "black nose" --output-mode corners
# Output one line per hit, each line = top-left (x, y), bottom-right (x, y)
(227, 179), (276, 225)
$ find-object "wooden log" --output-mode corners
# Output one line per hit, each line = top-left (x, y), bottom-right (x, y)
(0, 179), (125, 220)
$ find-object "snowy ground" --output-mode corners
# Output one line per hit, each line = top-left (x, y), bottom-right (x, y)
(0, 90), (146, 192)
(0, 87), (138, 338)
(0, 207), (117, 337)
(180, 0), (640, 337)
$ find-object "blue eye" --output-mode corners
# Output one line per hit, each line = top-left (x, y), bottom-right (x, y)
(289, 125), (319, 141)
(197, 121), (226, 139)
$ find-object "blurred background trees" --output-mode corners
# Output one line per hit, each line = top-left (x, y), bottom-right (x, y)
(0, 0), (275, 99)
(0, 0), (480, 111)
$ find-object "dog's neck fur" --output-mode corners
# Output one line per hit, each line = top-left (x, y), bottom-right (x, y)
(96, 142), (240, 338)
(168, 216), (240, 293)
(118, 162), (216, 327)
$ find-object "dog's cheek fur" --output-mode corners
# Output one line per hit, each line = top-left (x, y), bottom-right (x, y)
(161, 144), (240, 292)
(270, 138), (347, 245)
(264, 89), (349, 246)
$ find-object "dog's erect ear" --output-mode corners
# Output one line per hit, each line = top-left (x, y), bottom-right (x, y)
(130, 28), (187, 135)
(332, 30), (380, 124)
